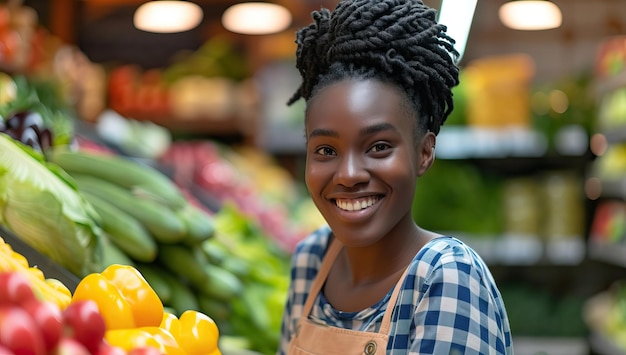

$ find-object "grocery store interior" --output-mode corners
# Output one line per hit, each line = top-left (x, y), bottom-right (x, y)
(1, 0), (626, 354)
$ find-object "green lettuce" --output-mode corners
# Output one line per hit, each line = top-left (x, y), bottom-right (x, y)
(0, 134), (102, 276)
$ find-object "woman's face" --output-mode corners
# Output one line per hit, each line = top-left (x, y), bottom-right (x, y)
(305, 79), (435, 247)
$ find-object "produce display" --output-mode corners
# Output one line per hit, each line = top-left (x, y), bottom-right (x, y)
(107, 38), (253, 124)
(43, 146), (290, 354)
(159, 140), (324, 254)
(0, 71), (295, 354)
(0, 251), (222, 355)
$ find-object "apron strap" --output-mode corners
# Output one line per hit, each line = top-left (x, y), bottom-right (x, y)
(301, 236), (412, 336)
(301, 236), (343, 316)
(379, 264), (410, 334)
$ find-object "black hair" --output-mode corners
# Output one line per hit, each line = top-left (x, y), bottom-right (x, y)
(288, 0), (460, 135)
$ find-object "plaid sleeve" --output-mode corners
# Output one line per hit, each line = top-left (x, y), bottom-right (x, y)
(408, 241), (512, 355)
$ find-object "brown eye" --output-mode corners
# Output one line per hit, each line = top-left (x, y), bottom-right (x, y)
(370, 143), (390, 153)
(315, 146), (336, 156)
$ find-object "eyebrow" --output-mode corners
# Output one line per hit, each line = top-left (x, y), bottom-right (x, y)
(308, 123), (397, 139)
(360, 122), (397, 136)
(309, 128), (338, 139)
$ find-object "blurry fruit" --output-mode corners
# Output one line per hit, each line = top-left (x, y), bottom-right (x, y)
(62, 300), (106, 354)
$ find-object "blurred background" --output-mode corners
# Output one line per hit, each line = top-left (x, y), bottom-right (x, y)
(1, 0), (626, 354)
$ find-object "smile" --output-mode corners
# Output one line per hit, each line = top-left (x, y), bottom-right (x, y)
(335, 196), (382, 211)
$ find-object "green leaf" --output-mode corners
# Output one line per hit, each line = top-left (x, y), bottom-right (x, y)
(0, 134), (103, 276)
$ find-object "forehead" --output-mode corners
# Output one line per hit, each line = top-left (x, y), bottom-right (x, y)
(306, 79), (414, 127)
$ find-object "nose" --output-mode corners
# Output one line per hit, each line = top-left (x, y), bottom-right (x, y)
(333, 153), (369, 187)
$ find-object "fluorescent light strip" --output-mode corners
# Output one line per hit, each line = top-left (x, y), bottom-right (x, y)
(437, 0), (478, 63)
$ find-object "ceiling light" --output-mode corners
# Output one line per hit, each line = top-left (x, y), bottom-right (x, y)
(222, 2), (292, 35)
(499, 0), (562, 31)
(134, 1), (203, 33)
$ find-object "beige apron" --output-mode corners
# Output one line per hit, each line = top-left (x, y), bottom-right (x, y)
(287, 239), (411, 355)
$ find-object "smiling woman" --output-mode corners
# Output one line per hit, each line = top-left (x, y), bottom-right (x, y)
(277, 0), (513, 354)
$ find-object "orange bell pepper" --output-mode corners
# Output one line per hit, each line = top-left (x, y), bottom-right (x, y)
(100, 264), (164, 327)
(161, 310), (220, 355)
(71, 272), (136, 330)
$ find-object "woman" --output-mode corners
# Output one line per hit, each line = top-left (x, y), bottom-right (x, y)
(277, 0), (513, 354)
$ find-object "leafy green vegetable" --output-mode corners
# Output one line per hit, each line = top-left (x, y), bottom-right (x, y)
(413, 160), (503, 236)
(0, 133), (103, 276)
(0, 75), (75, 146)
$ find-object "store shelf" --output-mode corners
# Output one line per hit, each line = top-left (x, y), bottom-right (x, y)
(600, 125), (626, 145)
(146, 116), (246, 136)
(436, 126), (549, 159)
(588, 241), (626, 268)
(588, 331), (625, 355)
(595, 70), (626, 97)
(458, 235), (586, 266)
(513, 337), (589, 355)
(597, 178), (626, 199)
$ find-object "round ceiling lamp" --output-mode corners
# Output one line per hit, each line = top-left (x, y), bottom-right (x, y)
(222, 2), (292, 35)
(134, 1), (203, 33)
(499, 0), (562, 30)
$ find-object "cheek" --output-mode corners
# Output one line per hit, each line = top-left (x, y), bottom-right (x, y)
(379, 151), (419, 180)
(304, 160), (325, 192)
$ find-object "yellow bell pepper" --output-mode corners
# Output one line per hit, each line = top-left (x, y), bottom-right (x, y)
(71, 264), (164, 330)
(0, 237), (72, 309)
(71, 273), (136, 330)
(100, 264), (164, 327)
(105, 327), (186, 355)
(44, 278), (72, 309)
(160, 312), (182, 340)
(161, 310), (220, 355)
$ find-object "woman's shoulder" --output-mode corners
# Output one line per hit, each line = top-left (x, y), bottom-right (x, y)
(291, 225), (333, 264)
(411, 235), (492, 278)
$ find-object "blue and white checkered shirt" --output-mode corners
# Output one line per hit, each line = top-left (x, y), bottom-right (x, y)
(277, 225), (513, 354)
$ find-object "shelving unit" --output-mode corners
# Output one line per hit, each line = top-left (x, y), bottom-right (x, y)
(579, 36), (626, 355)
(425, 124), (597, 354)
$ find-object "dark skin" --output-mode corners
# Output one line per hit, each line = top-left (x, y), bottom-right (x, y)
(304, 79), (441, 312)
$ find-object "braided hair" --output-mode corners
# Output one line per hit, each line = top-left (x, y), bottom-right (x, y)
(288, 0), (459, 135)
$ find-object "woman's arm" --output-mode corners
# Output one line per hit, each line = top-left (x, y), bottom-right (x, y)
(409, 256), (512, 355)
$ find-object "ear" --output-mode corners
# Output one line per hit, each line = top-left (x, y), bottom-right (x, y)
(417, 132), (436, 176)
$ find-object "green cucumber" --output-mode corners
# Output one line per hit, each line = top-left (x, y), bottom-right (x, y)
(136, 263), (172, 304)
(200, 263), (244, 301)
(82, 190), (157, 262)
(71, 174), (186, 243)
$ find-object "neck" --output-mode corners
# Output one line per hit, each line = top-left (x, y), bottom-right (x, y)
(338, 223), (431, 287)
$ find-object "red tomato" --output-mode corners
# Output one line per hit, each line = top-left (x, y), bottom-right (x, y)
(95, 340), (127, 355)
(0, 344), (15, 354)
(127, 346), (161, 355)
(62, 300), (106, 354)
(0, 272), (37, 306)
(22, 299), (63, 352)
(0, 305), (46, 355)
(51, 337), (90, 355)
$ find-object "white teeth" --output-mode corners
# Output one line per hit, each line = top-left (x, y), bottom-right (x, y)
(336, 197), (379, 211)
